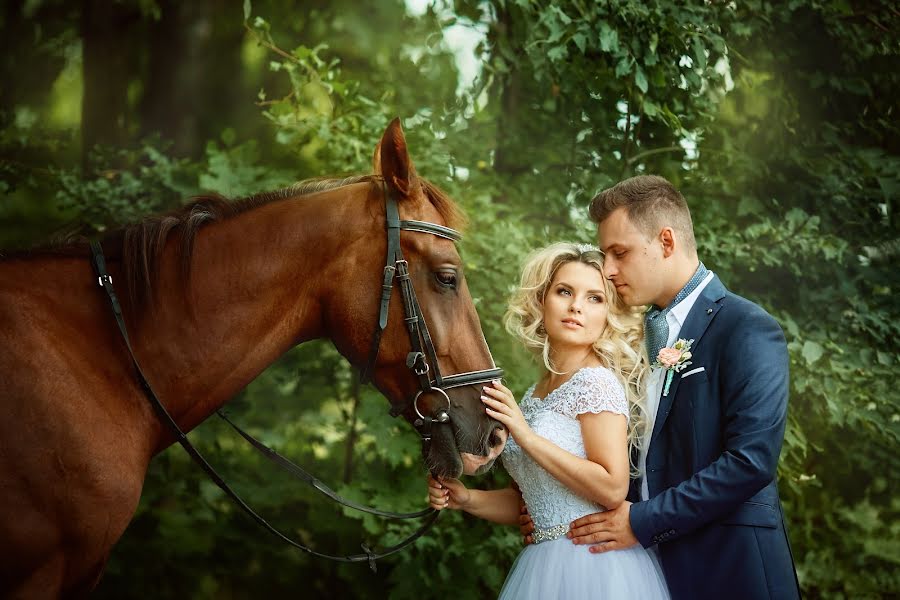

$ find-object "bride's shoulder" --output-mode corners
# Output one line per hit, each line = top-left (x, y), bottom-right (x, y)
(557, 366), (629, 419)
(569, 367), (628, 403)
(573, 365), (622, 388)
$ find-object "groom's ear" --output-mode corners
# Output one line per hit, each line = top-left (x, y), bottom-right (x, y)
(659, 227), (677, 258)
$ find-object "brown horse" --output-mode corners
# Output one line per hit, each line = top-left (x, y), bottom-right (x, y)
(0, 119), (507, 598)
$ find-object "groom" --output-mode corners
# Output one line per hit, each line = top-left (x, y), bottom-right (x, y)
(567, 175), (800, 599)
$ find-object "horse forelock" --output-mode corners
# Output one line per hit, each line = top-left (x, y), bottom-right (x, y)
(418, 179), (467, 233)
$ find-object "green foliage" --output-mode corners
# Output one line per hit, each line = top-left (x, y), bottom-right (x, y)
(199, 136), (293, 197)
(2, 0), (898, 597)
(53, 145), (196, 233)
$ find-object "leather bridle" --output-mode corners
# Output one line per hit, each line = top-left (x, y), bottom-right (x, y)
(360, 181), (503, 451)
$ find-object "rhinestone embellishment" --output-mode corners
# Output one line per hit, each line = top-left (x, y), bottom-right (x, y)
(532, 523), (568, 544)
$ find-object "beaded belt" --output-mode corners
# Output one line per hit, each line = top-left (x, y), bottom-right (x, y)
(532, 523), (568, 544)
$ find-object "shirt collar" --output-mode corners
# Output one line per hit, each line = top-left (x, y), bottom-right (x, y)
(667, 271), (715, 331)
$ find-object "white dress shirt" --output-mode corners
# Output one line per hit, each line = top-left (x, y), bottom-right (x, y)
(640, 271), (714, 502)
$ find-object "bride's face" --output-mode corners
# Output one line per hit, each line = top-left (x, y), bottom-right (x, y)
(542, 261), (609, 352)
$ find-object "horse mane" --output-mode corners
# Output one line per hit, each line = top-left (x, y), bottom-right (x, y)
(4, 174), (466, 313)
(119, 174), (375, 311)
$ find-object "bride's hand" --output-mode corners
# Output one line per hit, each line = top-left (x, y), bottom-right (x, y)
(481, 380), (534, 445)
(427, 474), (471, 510)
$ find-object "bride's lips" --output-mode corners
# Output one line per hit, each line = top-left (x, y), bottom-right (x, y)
(561, 318), (582, 328)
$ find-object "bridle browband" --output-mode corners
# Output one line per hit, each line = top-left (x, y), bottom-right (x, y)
(361, 181), (503, 448)
(88, 179), (503, 570)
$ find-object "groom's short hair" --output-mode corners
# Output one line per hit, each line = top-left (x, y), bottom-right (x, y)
(589, 175), (697, 253)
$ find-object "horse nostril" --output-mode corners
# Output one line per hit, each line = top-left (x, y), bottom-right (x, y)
(488, 425), (507, 448)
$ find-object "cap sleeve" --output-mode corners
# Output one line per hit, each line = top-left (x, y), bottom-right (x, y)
(554, 367), (629, 422)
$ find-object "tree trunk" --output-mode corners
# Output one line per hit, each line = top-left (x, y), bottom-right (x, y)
(80, 0), (142, 171)
(0, 1), (71, 122)
(140, 1), (245, 158)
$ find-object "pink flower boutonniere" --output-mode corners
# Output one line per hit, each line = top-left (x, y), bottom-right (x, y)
(653, 338), (694, 396)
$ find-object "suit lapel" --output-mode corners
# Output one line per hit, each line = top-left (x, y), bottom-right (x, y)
(650, 275), (727, 444)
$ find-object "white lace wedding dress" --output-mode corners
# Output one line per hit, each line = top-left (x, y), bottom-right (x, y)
(498, 366), (670, 599)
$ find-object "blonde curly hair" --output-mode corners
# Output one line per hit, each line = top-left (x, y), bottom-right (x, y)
(503, 242), (649, 476)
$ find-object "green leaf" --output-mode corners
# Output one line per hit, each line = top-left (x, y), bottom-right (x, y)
(615, 57), (632, 77)
(546, 14), (565, 43)
(737, 195), (765, 217)
(635, 66), (648, 93)
(547, 45), (568, 62)
(243, 0), (251, 21)
(599, 22), (619, 53)
(572, 32), (587, 54)
(803, 341), (825, 365)
(692, 37), (707, 71)
(876, 351), (894, 366)
(551, 5), (572, 25)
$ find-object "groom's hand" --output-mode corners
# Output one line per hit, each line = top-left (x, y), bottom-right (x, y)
(519, 499), (534, 545)
(567, 501), (639, 553)
(513, 481), (535, 545)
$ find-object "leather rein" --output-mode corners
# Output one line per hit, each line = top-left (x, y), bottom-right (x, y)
(89, 181), (503, 570)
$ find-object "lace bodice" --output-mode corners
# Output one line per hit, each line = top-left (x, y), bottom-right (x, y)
(501, 366), (629, 530)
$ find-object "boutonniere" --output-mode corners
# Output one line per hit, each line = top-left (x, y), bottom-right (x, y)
(653, 338), (694, 396)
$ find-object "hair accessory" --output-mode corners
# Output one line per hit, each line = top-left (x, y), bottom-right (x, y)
(575, 243), (601, 254)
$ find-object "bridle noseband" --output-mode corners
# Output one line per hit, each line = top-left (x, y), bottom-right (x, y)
(360, 182), (503, 449)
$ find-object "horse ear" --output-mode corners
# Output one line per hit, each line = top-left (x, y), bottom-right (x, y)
(378, 117), (419, 198)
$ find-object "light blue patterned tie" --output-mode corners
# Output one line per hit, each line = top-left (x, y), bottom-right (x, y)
(645, 262), (709, 363)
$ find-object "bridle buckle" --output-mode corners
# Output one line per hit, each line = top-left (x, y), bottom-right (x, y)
(406, 352), (429, 376)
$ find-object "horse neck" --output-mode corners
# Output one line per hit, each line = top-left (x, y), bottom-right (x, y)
(129, 187), (371, 438)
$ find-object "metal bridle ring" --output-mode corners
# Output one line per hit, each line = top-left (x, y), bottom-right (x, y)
(413, 387), (451, 422)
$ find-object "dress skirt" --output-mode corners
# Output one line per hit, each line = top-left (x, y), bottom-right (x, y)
(498, 537), (670, 599)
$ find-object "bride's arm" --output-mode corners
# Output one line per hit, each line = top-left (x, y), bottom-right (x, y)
(427, 475), (521, 526)
(517, 413), (629, 509)
(482, 381), (630, 510)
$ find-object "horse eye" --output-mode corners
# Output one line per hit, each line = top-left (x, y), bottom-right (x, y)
(435, 270), (458, 288)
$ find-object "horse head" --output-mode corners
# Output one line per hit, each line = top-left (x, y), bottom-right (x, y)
(326, 119), (507, 478)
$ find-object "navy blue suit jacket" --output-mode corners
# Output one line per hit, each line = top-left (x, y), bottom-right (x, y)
(629, 275), (801, 600)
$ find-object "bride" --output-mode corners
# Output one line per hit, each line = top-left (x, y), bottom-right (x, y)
(427, 242), (670, 599)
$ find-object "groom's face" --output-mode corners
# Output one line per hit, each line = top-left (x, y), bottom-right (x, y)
(597, 207), (665, 307)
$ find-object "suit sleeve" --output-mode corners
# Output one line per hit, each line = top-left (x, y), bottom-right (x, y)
(629, 306), (790, 546)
